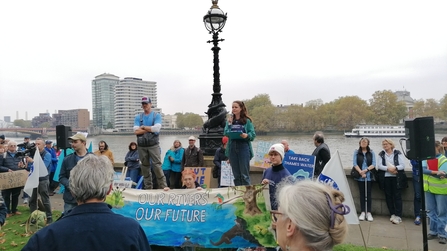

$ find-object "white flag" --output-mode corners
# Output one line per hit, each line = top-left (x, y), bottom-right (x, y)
(317, 150), (359, 225)
(24, 150), (49, 196)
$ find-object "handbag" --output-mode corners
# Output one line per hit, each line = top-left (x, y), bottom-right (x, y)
(137, 112), (159, 147)
(350, 166), (361, 179)
(396, 170), (408, 189)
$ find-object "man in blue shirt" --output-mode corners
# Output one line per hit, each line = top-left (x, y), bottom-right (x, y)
(44, 140), (58, 196)
(133, 96), (167, 189)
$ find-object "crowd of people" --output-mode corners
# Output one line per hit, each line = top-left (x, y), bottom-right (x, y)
(350, 136), (447, 246)
(1, 96), (447, 250)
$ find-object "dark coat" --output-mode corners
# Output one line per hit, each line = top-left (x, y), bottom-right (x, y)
(182, 146), (204, 167)
(22, 203), (151, 251)
(213, 147), (228, 177)
(0, 151), (22, 172)
(125, 150), (140, 169)
(59, 152), (94, 204)
(312, 143), (331, 176)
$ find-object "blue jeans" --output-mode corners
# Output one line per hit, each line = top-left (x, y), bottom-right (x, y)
(163, 170), (171, 187)
(413, 174), (422, 218)
(229, 140), (251, 186)
(425, 192), (447, 238)
(126, 168), (140, 185)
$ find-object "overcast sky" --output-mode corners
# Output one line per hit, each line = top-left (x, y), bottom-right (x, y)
(1, 0), (446, 121)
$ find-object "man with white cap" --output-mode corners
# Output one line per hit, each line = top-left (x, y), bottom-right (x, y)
(182, 136), (204, 168)
(59, 133), (92, 214)
(134, 96), (167, 189)
(261, 143), (293, 211)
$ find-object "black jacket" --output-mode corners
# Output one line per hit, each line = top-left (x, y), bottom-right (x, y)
(182, 146), (204, 167)
(312, 143), (331, 176)
(59, 152), (93, 204)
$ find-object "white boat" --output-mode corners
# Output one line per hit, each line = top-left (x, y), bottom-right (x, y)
(344, 125), (405, 137)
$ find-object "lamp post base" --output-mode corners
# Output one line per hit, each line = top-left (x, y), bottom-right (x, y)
(198, 133), (223, 156)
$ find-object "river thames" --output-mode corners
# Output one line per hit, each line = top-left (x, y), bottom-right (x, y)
(7, 133), (447, 168)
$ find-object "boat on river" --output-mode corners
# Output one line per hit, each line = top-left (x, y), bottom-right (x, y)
(344, 125), (405, 137)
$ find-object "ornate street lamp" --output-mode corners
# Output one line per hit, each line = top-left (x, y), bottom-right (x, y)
(199, 0), (228, 156)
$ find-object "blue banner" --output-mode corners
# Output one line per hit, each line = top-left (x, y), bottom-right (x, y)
(283, 153), (315, 180)
(108, 186), (276, 248)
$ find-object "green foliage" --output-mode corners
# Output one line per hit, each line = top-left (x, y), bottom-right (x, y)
(176, 112), (203, 129)
(243, 94), (273, 112)
(106, 121), (113, 129)
(105, 186), (126, 208)
(38, 122), (52, 128)
(412, 98), (442, 118)
(332, 96), (371, 130)
(369, 90), (407, 124)
(243, 94), (281, 132)
(232, 200), (276, 247)
(13, 119), (32, 128)
(440, 94), (447, 119)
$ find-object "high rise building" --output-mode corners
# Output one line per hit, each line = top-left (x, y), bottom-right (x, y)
(92, 73), (119, 128)
(54, 109), (90, 129)
(115, 77), (160, 131)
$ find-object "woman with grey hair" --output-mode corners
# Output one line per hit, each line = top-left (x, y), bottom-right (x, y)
(271, 180), (349, 251)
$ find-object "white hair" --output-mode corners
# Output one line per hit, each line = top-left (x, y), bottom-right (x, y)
(276, 180), (348, 250)
(69, 154), (115, 203)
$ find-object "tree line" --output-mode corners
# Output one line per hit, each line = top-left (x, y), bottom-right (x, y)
(12, 90), (447, 132)
(243, 90), (447, 133)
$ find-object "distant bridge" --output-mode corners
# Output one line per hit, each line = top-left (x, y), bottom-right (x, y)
(0, 128), (83, 139)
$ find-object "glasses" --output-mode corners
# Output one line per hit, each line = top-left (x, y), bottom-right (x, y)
(9, 145), (16, 147)
(270, 210), (283, 223)
(189, 140), (195, 141)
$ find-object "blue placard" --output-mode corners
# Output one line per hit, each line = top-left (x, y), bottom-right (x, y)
(283, 153), (315, 180)
(230, 124), (244, 133)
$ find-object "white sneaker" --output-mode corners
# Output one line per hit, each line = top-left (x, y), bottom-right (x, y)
(367, 212), (374, 222)
(392, 216), (402, 224)
(359, 212), (366, 221)
(390, 214), (396, 222)
(23, 198), (29, 204)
